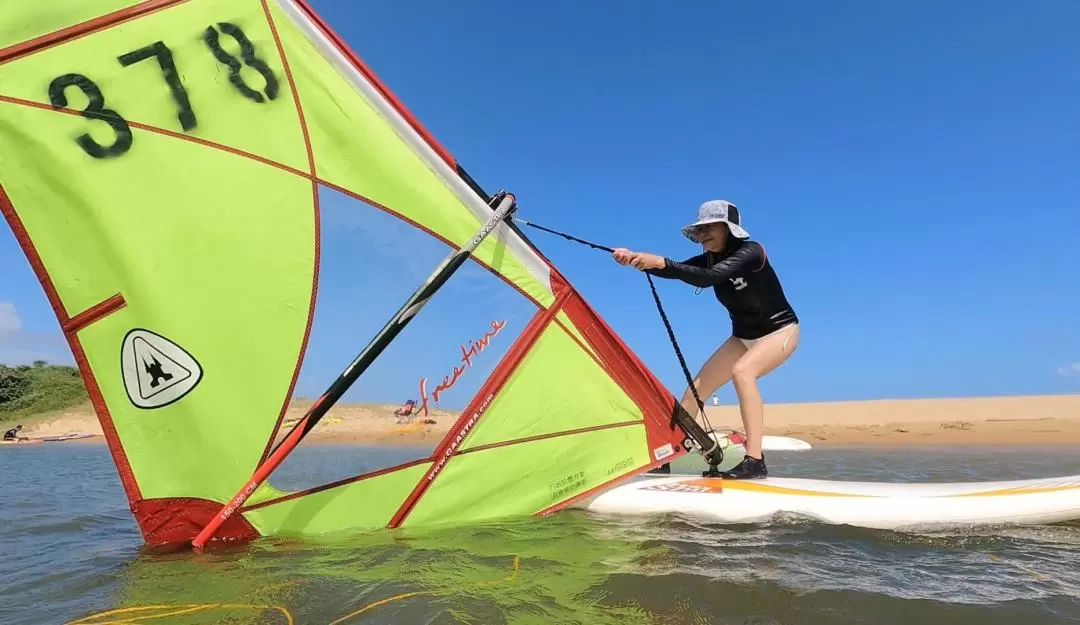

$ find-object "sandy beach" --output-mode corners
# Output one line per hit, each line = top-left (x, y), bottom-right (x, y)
(9, 393), (1080, 448)
(698, 394), (1080, 447)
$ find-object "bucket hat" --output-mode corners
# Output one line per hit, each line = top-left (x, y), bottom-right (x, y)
(680, 200), (749, 242)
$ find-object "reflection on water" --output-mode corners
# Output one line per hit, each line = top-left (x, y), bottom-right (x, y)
(2, 444), (1080, 624)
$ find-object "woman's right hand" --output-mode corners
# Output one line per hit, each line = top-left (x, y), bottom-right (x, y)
(612, 248), (634, 266)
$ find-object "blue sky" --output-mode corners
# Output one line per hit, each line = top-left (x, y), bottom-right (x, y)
(2, 0), (1079, 405)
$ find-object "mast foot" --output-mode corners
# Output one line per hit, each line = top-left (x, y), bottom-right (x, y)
(701, 447), (724, 478)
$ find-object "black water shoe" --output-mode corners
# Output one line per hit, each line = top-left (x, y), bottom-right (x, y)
(647, 462), (671, 474)
(719, 454), (767, 479)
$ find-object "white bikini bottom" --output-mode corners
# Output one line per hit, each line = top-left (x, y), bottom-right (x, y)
(738, 323), (798, 350)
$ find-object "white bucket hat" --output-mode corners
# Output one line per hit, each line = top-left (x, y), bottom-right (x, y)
(680, 200), (749, 242)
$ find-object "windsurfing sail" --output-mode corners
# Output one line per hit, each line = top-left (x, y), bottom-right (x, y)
(0, 0), (697, 547)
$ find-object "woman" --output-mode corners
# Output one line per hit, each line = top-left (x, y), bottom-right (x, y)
(612, 200), (799, 479)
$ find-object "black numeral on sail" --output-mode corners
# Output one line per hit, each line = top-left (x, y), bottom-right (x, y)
(204, 23), (279, 103)
(48, 74), (133, 159)
(118, 41), (197, 131)
(47, 22), (280, 158)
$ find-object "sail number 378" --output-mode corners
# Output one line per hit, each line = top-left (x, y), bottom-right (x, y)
(46, 22), (279, 159)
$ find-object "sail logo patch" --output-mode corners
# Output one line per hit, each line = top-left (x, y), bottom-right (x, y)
(121, 329), (202, 409)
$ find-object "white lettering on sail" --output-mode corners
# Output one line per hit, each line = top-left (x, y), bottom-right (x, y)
(416, 319), (507, 416)
(427, 392), (494, 481)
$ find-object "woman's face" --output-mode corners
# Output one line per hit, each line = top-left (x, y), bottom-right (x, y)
(694, 222), (730, 252)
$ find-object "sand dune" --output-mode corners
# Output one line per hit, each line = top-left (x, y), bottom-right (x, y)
(11, 393), (1080, 448)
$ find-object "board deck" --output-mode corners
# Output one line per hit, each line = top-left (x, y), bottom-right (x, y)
(581, 472), (1080, 529)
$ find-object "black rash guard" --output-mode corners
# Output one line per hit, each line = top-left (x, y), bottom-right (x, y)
(3, 428), (18, 440)
(647, 236), (798, 340)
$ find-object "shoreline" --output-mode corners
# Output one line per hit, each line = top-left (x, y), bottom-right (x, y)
(6, 393), (1079, 449)
(26, 433), (1080, 450)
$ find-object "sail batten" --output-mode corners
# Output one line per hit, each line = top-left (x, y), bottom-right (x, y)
(63, 293), (128, 333)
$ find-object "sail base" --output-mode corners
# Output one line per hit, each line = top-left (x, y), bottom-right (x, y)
(132, 498), (261, 547)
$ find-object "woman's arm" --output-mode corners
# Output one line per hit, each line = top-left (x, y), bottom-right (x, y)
(647, 243), (764, 288)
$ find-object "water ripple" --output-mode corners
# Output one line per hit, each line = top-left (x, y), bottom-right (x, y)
(3, 445), (1080, 624)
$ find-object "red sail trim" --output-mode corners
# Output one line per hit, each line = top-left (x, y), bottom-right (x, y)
(0, 0), (188, 64)
(318, 180), (544, 310)
(240, 457), (432, 512)
(560, 294), (689, 460)
(0, 184), (144, 511)
(456, 420), (644, 456)
(254, 0), (321, 467)
(290, 0), (457, 170)
(0, 93), (548, 313)
(0, 94), (313, 177)
(247, 421), (646, 517)
(521, 291), (693, 519)
(387, 286), (573, 529)
(133, 497), (259, 547)
(287, 1), (567, 297)
(63, 294), (126, 332)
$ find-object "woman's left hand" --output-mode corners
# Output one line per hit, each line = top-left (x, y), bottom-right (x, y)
(629, 252), (665, 271)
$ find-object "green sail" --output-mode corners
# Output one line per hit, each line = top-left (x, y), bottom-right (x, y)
(0, 0), (692, 546)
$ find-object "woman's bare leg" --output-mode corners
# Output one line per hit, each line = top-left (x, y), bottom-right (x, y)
(679, 336), (747, 426)
(647, 337), (747, 474)
(731, 324), (800, 458)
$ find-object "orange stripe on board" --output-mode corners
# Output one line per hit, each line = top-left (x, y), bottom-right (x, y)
(954, 481), (1080, 498)
(655, 478), (1080, 499)
(662, 478), (879, 498)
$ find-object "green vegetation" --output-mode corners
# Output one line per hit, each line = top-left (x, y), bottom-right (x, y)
(0, 361), (88, 423)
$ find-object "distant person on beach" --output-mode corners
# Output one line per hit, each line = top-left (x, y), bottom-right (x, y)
(3, 425), (24, 441)
(612, 200), (800, 479)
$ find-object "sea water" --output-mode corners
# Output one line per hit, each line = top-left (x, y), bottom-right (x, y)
(2, 443), (1080, 625)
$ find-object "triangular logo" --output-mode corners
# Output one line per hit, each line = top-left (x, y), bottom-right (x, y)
(121, 329), (202, 409)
